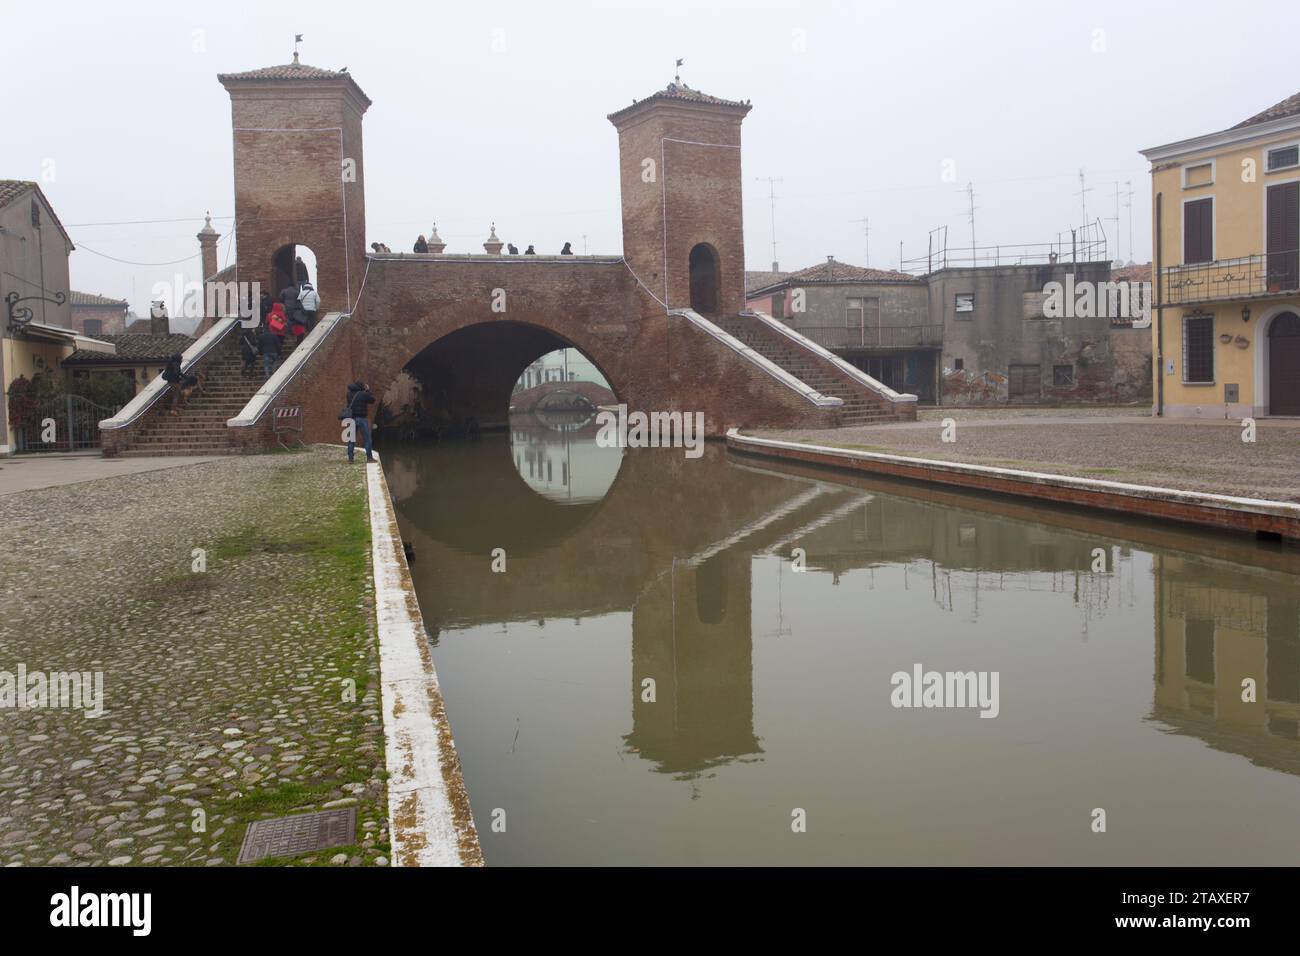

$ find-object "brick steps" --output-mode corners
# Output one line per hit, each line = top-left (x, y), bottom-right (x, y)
(718, 315), (908, 426)
(117, 333), (299, 454)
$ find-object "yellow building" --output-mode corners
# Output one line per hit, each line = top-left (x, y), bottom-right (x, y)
(1141, 92), (1300, 418)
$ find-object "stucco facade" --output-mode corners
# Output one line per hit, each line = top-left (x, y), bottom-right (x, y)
(1142, 91), (1300, 418)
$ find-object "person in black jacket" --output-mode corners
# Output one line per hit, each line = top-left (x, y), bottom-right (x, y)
(238, 327), (259, 377)
(413, 235), (429, 253)
(343, 380), (376, 463)
(258, 326), (282, 378)
(161, 353), (199, 413)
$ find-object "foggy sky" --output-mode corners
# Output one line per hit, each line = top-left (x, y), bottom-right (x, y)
(6, 0), (1299, 329)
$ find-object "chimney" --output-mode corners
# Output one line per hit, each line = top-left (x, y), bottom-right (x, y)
(149, 300), (170, 336)
(771, 260), (780, 272)
(826, 255), (835, 280)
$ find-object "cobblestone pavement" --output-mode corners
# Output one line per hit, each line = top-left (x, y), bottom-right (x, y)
(759, 416), (1300, 502)
(914, 405), (1151, 423)
(0, 447), (390, 866)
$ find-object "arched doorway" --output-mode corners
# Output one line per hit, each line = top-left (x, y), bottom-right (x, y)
(270, 244), (318, 302)
(1268, 310), (1300, 416)
(688, 243), (721, 315)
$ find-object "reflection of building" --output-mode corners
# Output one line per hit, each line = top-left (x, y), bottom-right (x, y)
(1154, 554), (1300, 772)
(510, 417), (621, 503)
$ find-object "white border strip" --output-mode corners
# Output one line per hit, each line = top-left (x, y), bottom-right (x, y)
(367, 455), (482, 867)
(742, 310), (919, 404)
(668, 308), (843, 408)
(228, 312), (348, 427)
(100, 318), (240, 430)
(727, 429), (1300, 520)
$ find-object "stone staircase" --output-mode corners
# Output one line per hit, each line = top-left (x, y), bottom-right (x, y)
(718, 315), (909, 426)
(120, 333), (299, 457)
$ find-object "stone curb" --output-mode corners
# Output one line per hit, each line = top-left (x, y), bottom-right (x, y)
(726, 429), (1300, 540)
(366, 454), (484, 866)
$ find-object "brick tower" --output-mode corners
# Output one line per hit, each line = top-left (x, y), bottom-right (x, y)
(218, 54), (370, 316)
(609, 78), (751, 318)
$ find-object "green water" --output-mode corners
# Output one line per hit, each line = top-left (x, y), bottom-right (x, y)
(382, 415), (1300, 865)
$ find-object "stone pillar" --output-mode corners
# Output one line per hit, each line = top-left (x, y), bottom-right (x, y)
(483, 223), (504, 255)
(428, 223), (445, 254)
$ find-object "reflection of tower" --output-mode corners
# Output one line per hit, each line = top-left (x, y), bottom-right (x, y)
(625, 550), (762, 775)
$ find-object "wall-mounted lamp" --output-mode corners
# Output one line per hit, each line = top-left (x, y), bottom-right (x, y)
(1241, 305), (1251, 323)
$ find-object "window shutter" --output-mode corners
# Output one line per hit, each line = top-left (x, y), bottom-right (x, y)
(1184, 198), (1213, 264)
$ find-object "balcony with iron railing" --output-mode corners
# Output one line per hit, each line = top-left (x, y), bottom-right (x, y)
(1161, 249), (1299, 306)
(788, 323), (944, 351)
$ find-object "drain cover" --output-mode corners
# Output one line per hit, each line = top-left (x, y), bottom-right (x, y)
(237, 807), (357, 864)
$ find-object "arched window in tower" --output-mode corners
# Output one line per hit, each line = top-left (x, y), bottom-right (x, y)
(688, 243), (721, 316)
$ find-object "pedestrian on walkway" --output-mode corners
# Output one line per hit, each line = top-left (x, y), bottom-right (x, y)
(413, 235), (429, 253)
(560, 241), (573, 255)
(342, 380), (376, 463)
(524, 244), (536, 255)
(259, 324), (282, 378)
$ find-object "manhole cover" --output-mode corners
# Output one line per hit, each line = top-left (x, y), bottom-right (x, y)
(237, 807), (356, 864)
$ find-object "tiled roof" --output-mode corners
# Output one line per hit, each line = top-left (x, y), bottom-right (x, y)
(745, 269), (789, 294)
(1233, 91), (1300, 129)
(69, 291), (128, 308)
(1112, 262), (1152, 284)
(608, 81), (751, 122)
(0, 179), (35, 207)
(752, 259), (920, 293)
(62, 333), (194, 365)
(217, 60), (371, 105)
(0, 180), (73, 248)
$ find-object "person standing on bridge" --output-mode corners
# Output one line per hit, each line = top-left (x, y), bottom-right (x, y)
(413, 235), (429, 254)
(343, 380), (375, 464)
(296, 282), (319, 337)
(259, 323), (282, 378)
(560, 241), (573, 255)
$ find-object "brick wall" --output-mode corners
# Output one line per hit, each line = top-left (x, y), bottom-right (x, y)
(239, 256), (840, 447)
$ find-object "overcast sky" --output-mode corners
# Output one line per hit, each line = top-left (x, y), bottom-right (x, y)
(7, 0), (1299, 328)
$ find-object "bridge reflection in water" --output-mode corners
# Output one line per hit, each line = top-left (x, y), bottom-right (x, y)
(381, 416), (1300, 865)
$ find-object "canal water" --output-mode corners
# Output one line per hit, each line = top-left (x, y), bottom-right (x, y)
(382, 415), (1300, 866)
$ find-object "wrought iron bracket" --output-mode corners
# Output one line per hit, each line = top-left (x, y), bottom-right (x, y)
(6, 290), (67, 332)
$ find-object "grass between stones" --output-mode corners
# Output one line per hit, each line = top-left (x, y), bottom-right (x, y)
(0, 449), (392, 867)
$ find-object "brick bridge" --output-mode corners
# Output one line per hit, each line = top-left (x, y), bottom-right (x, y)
(510, 380), (616, 415)
(101, 60), (917, 456)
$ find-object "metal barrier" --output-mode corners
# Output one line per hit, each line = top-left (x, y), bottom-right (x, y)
(272, 405), (305, 449)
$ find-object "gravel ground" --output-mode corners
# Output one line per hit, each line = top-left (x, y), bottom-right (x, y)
(759, 416), (1300, 502)
(0, 447), (390, 866)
